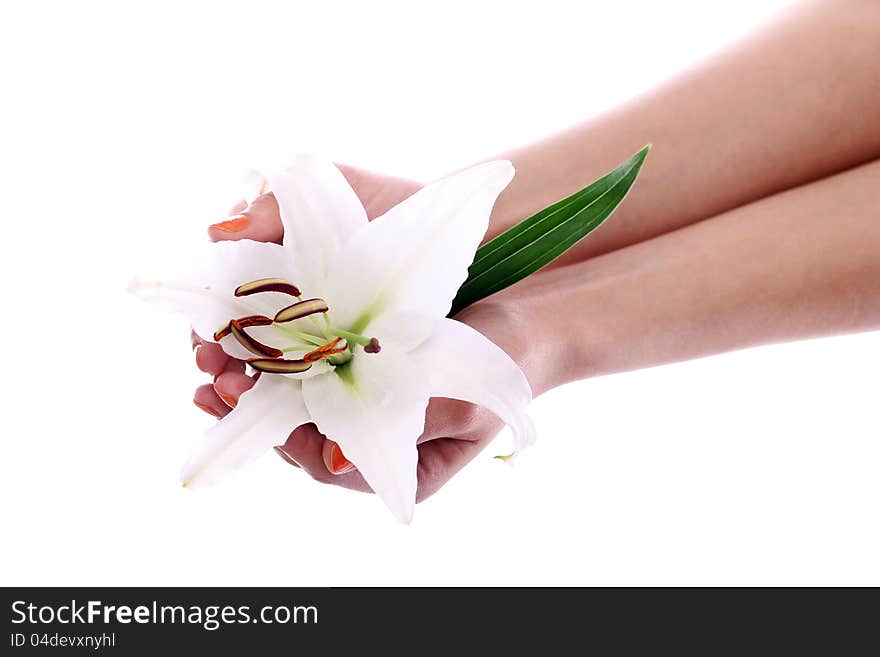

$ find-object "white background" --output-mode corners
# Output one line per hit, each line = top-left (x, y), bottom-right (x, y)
(2, 0), (877, 586)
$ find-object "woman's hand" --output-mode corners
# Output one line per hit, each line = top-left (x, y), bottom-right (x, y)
(191, 165), (554, 502)
(192, 164), (420, 452)
(276, 296), (547, 502)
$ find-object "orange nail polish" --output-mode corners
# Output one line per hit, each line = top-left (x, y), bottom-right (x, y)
(194, 400), (222, 418)
(217, 390), (237, 408)
(210, 213), (249, 232)
(324, 440), (356, 475)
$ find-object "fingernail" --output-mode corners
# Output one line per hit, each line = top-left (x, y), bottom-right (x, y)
(216, 390), (237, 408)
(210, 213), (249, 232)
(323, 439), (356, 475)
(193, 399), (222, 418)
(274, 446), (301, 468)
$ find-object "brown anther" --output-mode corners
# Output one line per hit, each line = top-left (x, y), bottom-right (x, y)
(229, 319), (283, 358)
(303, 337), (348, 362)
(274, 298), (330, 323)
(364, 337), (381, 353)
(213, 315), (273, 342)
(247, 358), (313, 374)
(234, 277), (301, 298)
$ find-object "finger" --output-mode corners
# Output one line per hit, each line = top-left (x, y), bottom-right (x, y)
(193, 383), (231, 419)
(335, 164), (422, 220)
(194, 340), (231, 377)
(418, 397), (486, 445)
(208, 193), (283, 244)
(213, 371), (256, 408)
(322, 439), (357, 474)
(272, 445), (300, 468)
(219, 357), (246, 376)
(416, 437), (488, 503)
(276, 427), (372, 493)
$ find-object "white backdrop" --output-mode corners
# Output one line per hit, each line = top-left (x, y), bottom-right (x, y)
(2, 0), (878, 586)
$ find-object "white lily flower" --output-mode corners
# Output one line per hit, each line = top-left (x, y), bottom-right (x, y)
(130, 155), (534, 522)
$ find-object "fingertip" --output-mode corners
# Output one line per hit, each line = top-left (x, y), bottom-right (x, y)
(208, 193), (283, 244)
(208, 213), (250, 242)
(194, 341), (229, 376)
(273, 446), (301, 468)
(322, 439), (357, 475)
(213, 371), (256, 408)
(193, 384), (230, 419)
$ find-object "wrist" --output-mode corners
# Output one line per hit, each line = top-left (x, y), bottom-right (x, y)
(456, 287), (569, 398)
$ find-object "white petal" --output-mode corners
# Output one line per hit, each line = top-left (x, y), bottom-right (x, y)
(182, 375), (309, 488)
(321, 161), (514, 332)
(413, 318), (535, 451)
(267, 155), (368, 289)
(364, 311), (439, 352)
(302, 350), (428, 523)
(242, 169), (268, 204)
(129, 239), (301, 360)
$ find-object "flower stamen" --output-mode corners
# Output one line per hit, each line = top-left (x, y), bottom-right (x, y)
(213, 314), (273, 341)
(234, 277), (301, 298)
(303, 337), (349, 362)
(247, 357), (313, 374)
(229, 319), (283, 358)
(274, 298), (330, 323)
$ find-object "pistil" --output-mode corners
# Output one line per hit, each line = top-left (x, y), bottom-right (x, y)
(328, 328), (381, 353)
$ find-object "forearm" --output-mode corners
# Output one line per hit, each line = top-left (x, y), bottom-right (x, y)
(508, 158), (880, 386)
(486, 0), (880, 264)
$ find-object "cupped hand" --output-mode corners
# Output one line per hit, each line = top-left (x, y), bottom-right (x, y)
(191, 164), (546, 502)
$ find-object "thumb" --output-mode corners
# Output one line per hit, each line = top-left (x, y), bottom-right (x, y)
(208, 193), (284, 244)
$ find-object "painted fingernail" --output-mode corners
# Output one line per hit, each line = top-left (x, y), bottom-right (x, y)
(216, 390), (237, 408)
(323, 439), (356, 475)
(193, 399), (222, 418)
(210, 213), (249, 232)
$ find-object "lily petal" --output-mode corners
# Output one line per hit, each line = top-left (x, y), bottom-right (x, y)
(322, 161), (514, 332)
(181, 374), (309, 488)
(129, 239), (301, 360)
(243, 169), (269, 204)
(302, 350), (428, 523)
(267, 155), (368, 289)
(413, 318), (535, 451)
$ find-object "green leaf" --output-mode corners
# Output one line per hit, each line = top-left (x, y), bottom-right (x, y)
(449, 145), (650, 316)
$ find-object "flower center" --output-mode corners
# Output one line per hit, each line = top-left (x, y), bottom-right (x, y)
(214, 277), (380, 374)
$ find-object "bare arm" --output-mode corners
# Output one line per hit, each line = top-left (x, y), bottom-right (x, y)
(272, 157), (880, 500)
(485, 0), (880, 265)
(510, 158), (880, 385)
